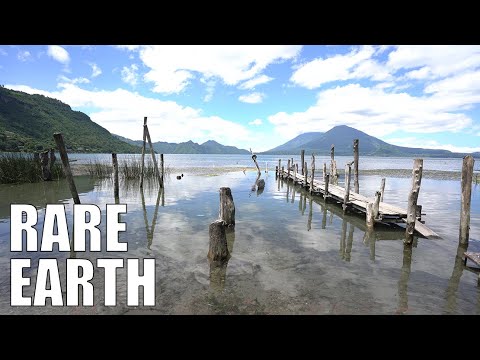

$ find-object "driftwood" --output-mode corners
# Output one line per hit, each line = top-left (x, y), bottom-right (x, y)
(459, 155), (474, 245)
(53, 133), (80, 204)
(219, 187), (235, 226)
(405, 159), (423, 245)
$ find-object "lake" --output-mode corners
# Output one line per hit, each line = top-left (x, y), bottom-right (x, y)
(0, 154), (479, 314)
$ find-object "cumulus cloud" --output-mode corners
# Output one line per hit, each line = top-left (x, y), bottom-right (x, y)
(121, 64), (139, 86)
(248, 119), (263, 126)
(47, 45), (70, 64)
(239, 92), (265, 104)
(238, 75), (274, 90)
(5, 83), (252, 149)
(137, 45), (301, 94)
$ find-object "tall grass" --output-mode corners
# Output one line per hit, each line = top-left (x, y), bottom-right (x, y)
(0, 153), (65, 184)
(84, 157), (170, 181)
(85, 159), (113, 178)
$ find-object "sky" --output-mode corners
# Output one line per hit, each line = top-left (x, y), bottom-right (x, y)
(1, 45), (480, 153)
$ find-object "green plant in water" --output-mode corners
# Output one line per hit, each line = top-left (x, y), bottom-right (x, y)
(0, 153), (65, 184)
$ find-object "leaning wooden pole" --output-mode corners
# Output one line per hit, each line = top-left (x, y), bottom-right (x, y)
(53, 133), (80, 204)
(353, 139), (359, 193)
(459, 155), (474, 246)
(144, 124), (162, 186)
(405, 159), (423, 245)
(301, 149), (305, 175)
(112, 153), (119, 201)
(140, 117), (147, 188)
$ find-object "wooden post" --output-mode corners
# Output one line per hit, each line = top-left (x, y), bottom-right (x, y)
(278, 159), (281, 176)
(275, 166), (278, 177)
(281, 166), (284, 179)
(251, 153), (261, 176)
(53, 133), (80, 204)
(304, 161), (308, 187)
(208, 220), (230, 262)
(287, 159), (291, 181)
(219, 187), (235, 226)
(366, 202), (374, 229)
(160, 153), (164, 180)
(310, 154), (315, 194)
(49, 148), (56, 173)
(295, 163), (298, 175)
(40, 150), (52, 181)
(380, 178), (386, 202)
(140, 117), (147, 188)
(330, 144), (334, 178)
(405, 159), (423, 245)
(301, 149), (305, 175)
(33, 152), (40, 163)
(323, 162), (327, 183)
(324, 174), (330, 199)
(112, 153), (119, 201)
(373, 191), (381, 220)
(459, 155), (474, 245)
(144, 125), (162, 186)
(343, 163), (352, 212)
(353, 139), (359, 193)
(332, 160), (338, 184)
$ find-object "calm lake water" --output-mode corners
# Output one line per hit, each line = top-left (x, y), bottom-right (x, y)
(0, 162), (479, 314)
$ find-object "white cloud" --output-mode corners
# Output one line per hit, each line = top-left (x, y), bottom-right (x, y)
(0, 48), (7, 56)
(238, 75), (274, 90)
(424, 70), (480, 95)
(386, 137), (480, 153)
(114, 45), (142, 51)
(121, 64), (139, 86)
(47, 45), (70, 64)
(290, 45), (391, 89)
(201, 78), (216, 102)
(248, 119), (263, 126)
(138, 45), (301, 94)
(267, 83), (478, 139)
(5, 83), (252, 149)
(17, 50), (31, 62)
(58, 75), (90, 85)
(81, 45), (94, 50)
(89, 63), (102, 78)
(387, 45), (480, 79)
(239, 92), (265, 104)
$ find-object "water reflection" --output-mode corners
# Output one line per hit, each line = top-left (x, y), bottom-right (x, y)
(141, 187), (164, 250)
(209, 227), (235, 292)
(396, 245), (412, 314)
(444, 243), (468, 313)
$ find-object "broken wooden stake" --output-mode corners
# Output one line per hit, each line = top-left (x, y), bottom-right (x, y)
(405, 159), (423, 245)
(112, 153), (119, 201)
(287, 159), (291, 181)
(219, 187), (235, 226)
(324, 174), (330, 199)
(208, 220), (230, 262)
(343, 163), (352, 212)
(40, 150), (52, 181)
(366, 202), (375, 229)
(301, 149), (305, 175)
(310, 154), (315, 194)
(460, 155), (474, 246)
(144, 123), (162, 187)
(53, 133), (80, 204)
(373, 191), (381, 220)
(380, 178), (386, 202)
(353, 139), (359, 193)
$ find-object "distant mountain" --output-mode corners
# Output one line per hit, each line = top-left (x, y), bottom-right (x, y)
(267, 132), (323, 153)
(0, 87), (141, 153)
(263, 125), (473, 158)
(114, 135), (250, 154)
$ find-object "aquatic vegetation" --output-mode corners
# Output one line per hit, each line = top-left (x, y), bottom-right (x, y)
(0, 153), (65, 184)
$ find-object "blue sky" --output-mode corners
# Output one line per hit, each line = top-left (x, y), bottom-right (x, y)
(1, 45), (480, 152)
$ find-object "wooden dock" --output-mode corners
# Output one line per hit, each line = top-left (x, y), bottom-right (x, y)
(277, 167), (440, 239)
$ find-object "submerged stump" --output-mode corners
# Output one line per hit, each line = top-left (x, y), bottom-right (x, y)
(219, 187), (235, 226)
(208, 219), (230, 262)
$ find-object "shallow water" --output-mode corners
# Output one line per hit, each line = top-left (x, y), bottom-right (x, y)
(0, 171), (479, 314)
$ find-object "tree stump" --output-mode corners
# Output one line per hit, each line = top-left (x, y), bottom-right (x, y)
(219, 187), (235, 226)
(208, 220), (230, 262)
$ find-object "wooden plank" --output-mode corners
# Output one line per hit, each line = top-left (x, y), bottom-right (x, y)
(464, 252), (480, 266)
(401, 218), (440, 239)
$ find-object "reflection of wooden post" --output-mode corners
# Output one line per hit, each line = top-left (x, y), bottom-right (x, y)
(396, 245), (412, 314)
(53, 133), (80, 204)
(140, 117), (147, 188)
(444, 244), (468, 312)
(340, 219), (347, 259)
(219, 187), (235, 226)
(307, 197), (313, 231)
(405, 159), (423, 245)
(208, 220), (230, 262)
(112, 153), (119, 201)
(301, 149), (305, 175)
(380, 178), (386, 202)
(321, 205), (327, 229)
(343, 163), (352, 212)
(363, 228), (376, 262)
(459, 155), (474, 245)
(346, 223), (354, 262)
(310, 154), (315, 194)
(353, 139), (359, 193)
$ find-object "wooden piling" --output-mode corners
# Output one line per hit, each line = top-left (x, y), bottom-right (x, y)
(208, 220), (230, 262)
(353, 139), (359, 193)
(332, 160), (338, 185)
(287, 159), (291, 181)
(310, 154), (315, 194)
(366, 202), (374, 229)
(380, 178), (386, 202)
(49, 148), (56, 173)
(112, 153), (119, 201)
(301, 149), (305, 175)
(323, 162), (327, 183)
(160, 153), (164, 180)
(304, 161), (308, 186)
(324, 174), (330, 199)
(405, 159), (423, 245)
(278, 159), (281, 176)
(343, 163), (352, 212)
(140, 117), (147, 188)
(53, 133), (80, 204)
(144, 124), (162, 186)
(459, 155), (474, 245)
(373, 191), (381, 220)
(40, 150), (52, 181)
(330, 144), (334, 179)
(219, 187), (235, 226)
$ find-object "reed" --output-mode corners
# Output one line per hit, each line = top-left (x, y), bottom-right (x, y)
(0, 153), (65, 184)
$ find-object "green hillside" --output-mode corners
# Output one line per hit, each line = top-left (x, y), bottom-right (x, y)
(0, 86), (141, 153)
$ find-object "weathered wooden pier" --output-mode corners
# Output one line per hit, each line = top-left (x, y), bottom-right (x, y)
(276, 145), (439, 239)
